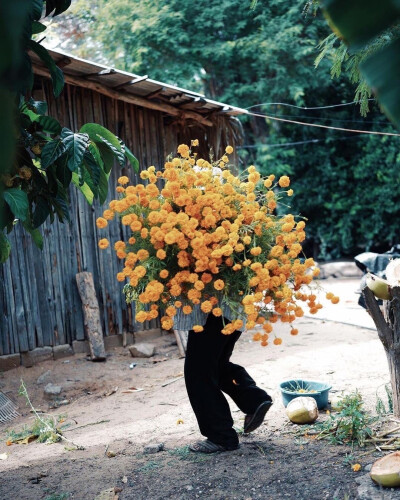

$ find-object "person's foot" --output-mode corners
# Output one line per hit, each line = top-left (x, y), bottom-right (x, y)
(189, 439), (239, 453)
(244, 400), (273, 434)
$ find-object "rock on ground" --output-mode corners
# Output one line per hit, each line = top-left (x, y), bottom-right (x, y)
(128, 343), (155, 358)
(44, 383), (62, 399)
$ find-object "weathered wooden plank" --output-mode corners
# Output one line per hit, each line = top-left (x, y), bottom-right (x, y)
(76, 272), (106, 361)
(25, 228), (44, 347)
(8, 231), (29, 352)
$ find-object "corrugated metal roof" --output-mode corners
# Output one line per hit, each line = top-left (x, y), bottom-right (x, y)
(31, 48), (247, 119)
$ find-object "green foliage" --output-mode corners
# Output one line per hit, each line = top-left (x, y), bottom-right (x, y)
(45, 0), (400, 257)
(376, 383), (393, 416)
(0, 1), (139, 262)
(308, 392), (376, 447)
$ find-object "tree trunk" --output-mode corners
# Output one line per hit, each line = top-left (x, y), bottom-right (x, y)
(363, 285), (400, 417)
(76, 272), (106, 362)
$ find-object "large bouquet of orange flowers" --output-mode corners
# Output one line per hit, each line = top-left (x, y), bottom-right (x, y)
(97, 141), (338, 346)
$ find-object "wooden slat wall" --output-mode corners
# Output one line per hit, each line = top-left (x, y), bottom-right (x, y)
(0, 79), (239, 355)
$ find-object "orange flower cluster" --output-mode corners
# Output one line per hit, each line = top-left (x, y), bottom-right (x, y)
(97, 141), (337, 345)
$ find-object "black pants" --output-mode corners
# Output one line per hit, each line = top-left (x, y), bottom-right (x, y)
(184, 314), (271, 449)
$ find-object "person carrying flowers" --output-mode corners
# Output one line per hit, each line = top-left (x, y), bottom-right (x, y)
(97, 141), (338, 453)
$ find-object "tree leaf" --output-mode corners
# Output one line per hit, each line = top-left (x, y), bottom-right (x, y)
(321, 0), (400, 50)
(124, 143), (139, 172)
(83, 149), (101, 185)
(29, 99), (47, 115)
(22, 221), (43, 249)
(361, 38), (400, 128)
(41, 139), (66, 169)
(31, 0), (44, 21)
(3, 189), (29, 221)
(98, 168), (110, 205)
(97, 135), (125, 167)
(32, 196), (50, 228)
(37, 115), (62, 135)
(0, 232), (11, 263)
(28, 40), (64, 96)
(79, 123), (122, 151)
(72, 173), (94, 204)
(61, 128), (89, 172)
(79, 123), (122, 172)
(31, 21), (47, 34)
(45, 0), (71, 17)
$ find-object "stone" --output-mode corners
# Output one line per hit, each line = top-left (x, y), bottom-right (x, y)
(144, 443), (164, 454)
(44, 383), (62, 399)
(0, 353), (20, 372)
(53, 344), (74, 360)
(21, 347), (53, 367)
(72, 340), (90, 354)
(128, 343), (155, 358)
(103, 335), (123, 350)
(36, 370), (52, 385)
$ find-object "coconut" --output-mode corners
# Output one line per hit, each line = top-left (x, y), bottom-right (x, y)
(366, 273), (391, 301)
(370, 451), (400, 488)
(286, 396), (318, 424)
(386, 259), (400, 288)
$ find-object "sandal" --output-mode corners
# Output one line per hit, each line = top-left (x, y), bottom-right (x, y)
(244, 400), (273, 434)
(189, 439), (238, 453)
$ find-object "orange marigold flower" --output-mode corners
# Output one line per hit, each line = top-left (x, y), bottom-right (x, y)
(250, 246), (262, 256)
(200, 300), (212, 313)
(193, 325), (204, 332)
(273, 337), (283, 345)
(214, 279), (225, 290)
(98, 238), (109, 249)
(352, 464), (361, 472)
(118, 176), (129, 185)
(183, 305), (193, 315)
(177, 144), (190, 158)
(135, 311), (148, 323)
(278, 175), (290, 188)
(225, 145), (234, 154)
(212, 307), (222, 317)
(159, 269), (169, 279)
(96, 217), (108, 229)
(103, 209), (115, 220)
(287, 189), (293, 196)
(290, 328), (299, 336)
(156, 249), (166, 260)
(331, 296), (340, 304)
(116, 272), (125, 282)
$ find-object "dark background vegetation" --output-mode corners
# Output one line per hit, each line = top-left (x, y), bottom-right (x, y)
(21, 0), (400, 258)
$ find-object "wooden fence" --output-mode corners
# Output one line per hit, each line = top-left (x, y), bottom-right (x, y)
(0, 78), (239, 355)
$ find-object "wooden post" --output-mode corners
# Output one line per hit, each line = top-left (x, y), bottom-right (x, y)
(76, 272), (106, 362)
(363, 285), (400, 417)
(174, 329), (188, 357)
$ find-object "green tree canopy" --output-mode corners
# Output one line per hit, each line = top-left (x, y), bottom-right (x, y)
(47, 0), (400, 258)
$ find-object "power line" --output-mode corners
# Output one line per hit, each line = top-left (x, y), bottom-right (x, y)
(265, 113), (391, 126)
(237, 134), (363, 149)
(247, 111), (400, 137)
(246, 99), (377, 111)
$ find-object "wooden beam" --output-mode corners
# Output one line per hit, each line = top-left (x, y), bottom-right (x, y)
(113, 75), (148, 90)
(33, 65), (214, 127)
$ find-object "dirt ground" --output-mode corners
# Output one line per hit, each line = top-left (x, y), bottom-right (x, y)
(1, 278), (399, 500)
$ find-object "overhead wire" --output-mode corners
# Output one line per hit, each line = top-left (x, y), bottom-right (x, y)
(245, 99), (377, 111)
(237, 134), (363, 149)
(246, 110), (400, 137)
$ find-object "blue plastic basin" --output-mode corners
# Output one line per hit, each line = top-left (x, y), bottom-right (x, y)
(280, 379), (332, 410)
